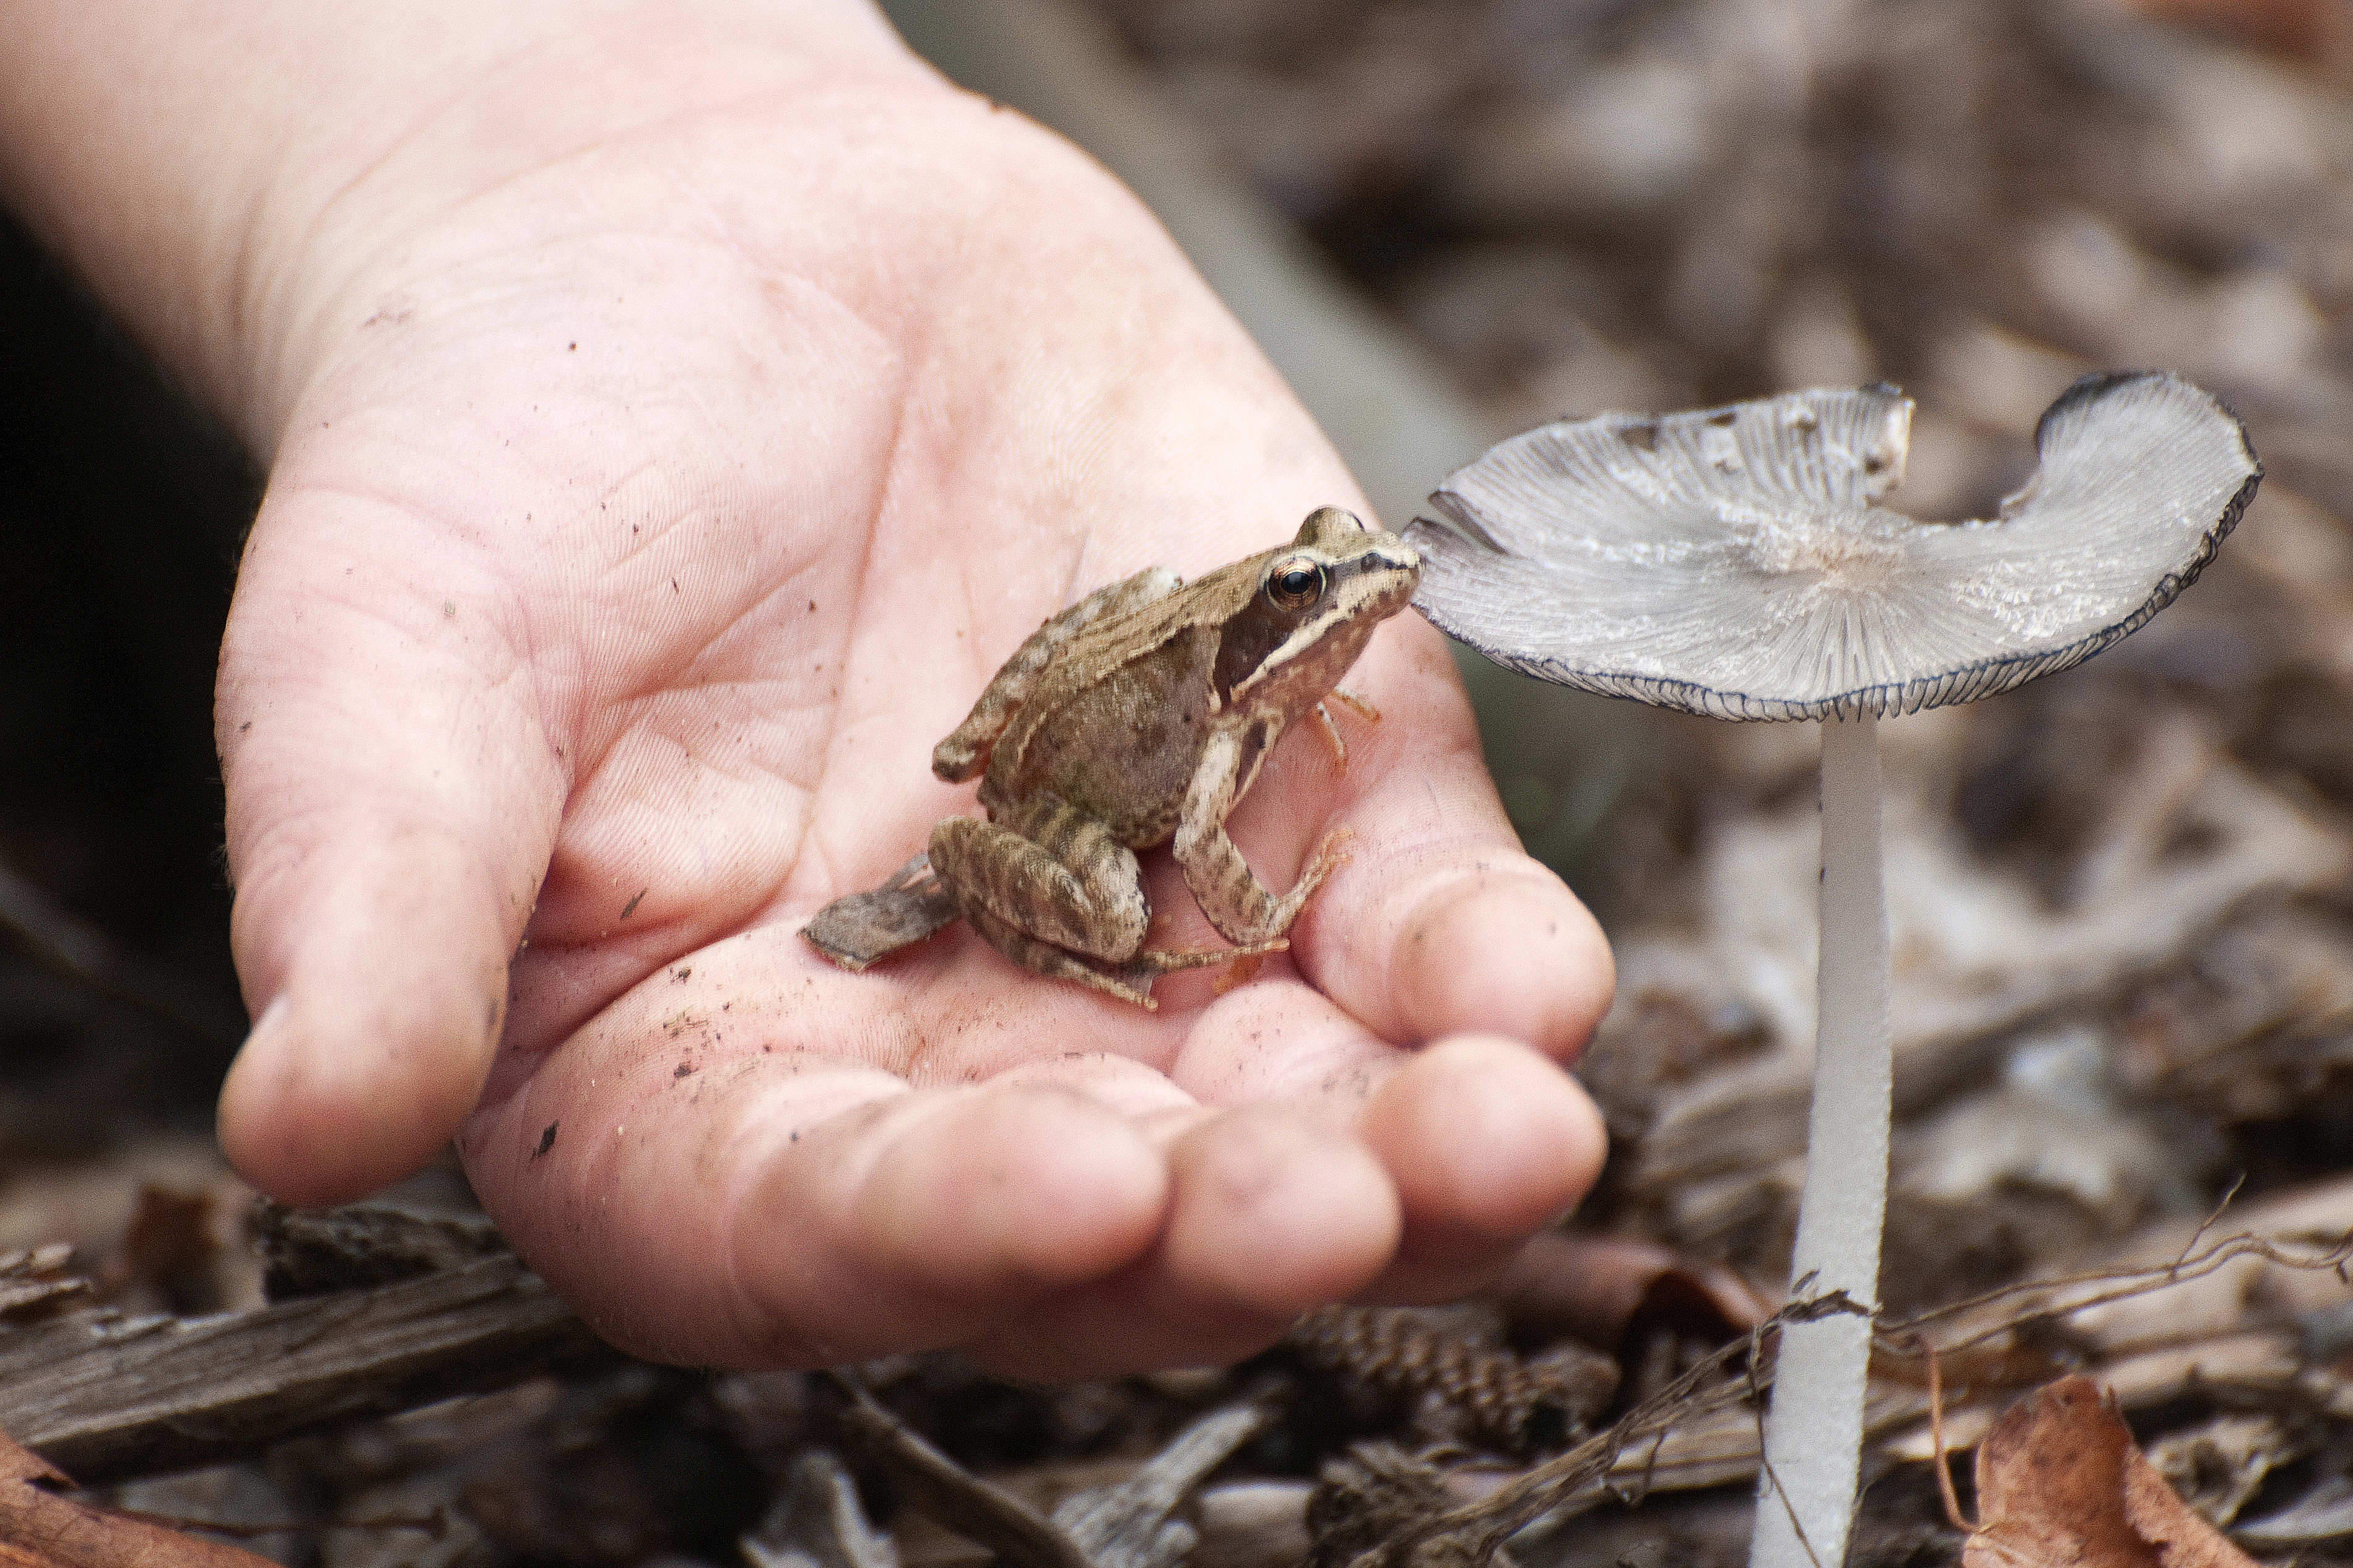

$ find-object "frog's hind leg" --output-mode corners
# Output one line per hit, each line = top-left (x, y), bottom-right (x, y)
(1129, 934), (1290, 974)
(1131, 935), (1290, 1002)
(960, 905), (1162, 1009)
(957, 906), (1285, 1010)
(928, 803), (1151, 960)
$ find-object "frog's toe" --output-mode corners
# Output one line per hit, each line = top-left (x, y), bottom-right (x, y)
(1063, 964), (1160, 1010)
(1094, 976), (1160, 1010)
(1131, 935), (1289, 974)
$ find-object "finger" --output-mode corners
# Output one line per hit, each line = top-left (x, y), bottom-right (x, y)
(1354, 1034), (1608, 1302)
(1158, 1102), (1401, 1312)
(1141, 983), (1603, 1311)
(464, 943), (1179, 1366)
(1293, 616), (1617, 1055)
(729, 1084), (1174, 1362)
(216, 468), (560, 1205)
(962, 1102), (1401, 1379)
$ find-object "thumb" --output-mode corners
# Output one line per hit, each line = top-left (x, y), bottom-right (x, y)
(214, 470), (560, 1205)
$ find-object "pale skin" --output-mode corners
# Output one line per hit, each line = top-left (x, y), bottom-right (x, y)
(0, 0), (1615, 1374)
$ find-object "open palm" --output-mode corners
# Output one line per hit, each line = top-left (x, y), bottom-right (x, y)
(208, 35), (1612, 1373)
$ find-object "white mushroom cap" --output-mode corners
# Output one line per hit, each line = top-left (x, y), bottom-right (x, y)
(1410, 373), (2260, 720)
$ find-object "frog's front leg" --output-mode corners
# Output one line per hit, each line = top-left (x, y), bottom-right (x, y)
(1173, 726), (1353, 946)
(929, 797), (1152, 961)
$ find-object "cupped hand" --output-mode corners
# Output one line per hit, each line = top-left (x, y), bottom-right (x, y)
(210, 11), (1614, 1374)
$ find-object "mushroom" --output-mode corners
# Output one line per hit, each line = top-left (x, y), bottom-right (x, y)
(1407, 371), (2258, 1568)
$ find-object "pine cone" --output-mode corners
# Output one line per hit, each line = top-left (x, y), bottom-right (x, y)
(1287, 1305), (1619, 1453)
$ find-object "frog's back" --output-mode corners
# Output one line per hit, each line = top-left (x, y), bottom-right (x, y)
(981, 618), (1224, 847)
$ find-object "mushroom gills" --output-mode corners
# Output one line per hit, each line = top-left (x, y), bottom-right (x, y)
(1408, 373), (2259, 721)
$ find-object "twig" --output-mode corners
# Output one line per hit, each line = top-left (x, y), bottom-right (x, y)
(1903, 1334), (1968, 1535)
(1882, 1223), (2353, 1354)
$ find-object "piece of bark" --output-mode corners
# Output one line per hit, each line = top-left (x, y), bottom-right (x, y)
(744, 1449), (903, 1568)
(2142, 1414), (2294, 1528)
(836, 1382), (1093, 1568)
(1962, 1377), (2257, 1568)
(1050, 1403), (1271, 1568)
(253, 1200), (509, 1301)
(1304, 1443), (1508, 1568)
(0, 1254), (606, 1485)
(838, 1384), (1267, 1568)
(0, 1425), (276, 1568)
(0, 1249), (85, 1325)
(1194, 1481), (1312, 1568)
(2235, 1477), (2353, 1546)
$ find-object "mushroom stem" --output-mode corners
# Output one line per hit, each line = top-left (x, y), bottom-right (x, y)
(1751, 709), (1891, 1568)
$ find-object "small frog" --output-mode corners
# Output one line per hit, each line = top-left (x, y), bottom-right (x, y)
(927, 506), (1420, 1005)
(804, 507), (1420, 1007)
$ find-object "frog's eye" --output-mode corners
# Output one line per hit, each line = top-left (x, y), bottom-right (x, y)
(1266, 555), (1326, 611)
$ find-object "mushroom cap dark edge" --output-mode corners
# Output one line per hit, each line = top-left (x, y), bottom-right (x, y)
(1407, 371), (2261, 721)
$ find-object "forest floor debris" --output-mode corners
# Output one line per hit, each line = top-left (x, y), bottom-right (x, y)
(6, 0), (2353, 1564)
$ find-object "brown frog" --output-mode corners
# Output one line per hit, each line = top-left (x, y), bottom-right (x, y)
(804, 507), (1419, 1006)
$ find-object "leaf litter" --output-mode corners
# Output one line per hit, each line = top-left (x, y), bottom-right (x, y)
(9, 0), (2353, 1562)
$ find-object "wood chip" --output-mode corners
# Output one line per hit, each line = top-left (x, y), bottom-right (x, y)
(0, 1254), (604, 1485)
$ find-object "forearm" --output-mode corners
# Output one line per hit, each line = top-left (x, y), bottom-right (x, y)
(0, 0), (918, 454)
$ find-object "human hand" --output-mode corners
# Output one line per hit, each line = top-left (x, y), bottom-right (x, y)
(5, 0), (1612, 1374)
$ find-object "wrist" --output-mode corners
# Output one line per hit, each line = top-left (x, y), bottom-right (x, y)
(0, 0), (924, 454)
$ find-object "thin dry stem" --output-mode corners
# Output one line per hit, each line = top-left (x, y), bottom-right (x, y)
(1352, 1218), (2353, 1568)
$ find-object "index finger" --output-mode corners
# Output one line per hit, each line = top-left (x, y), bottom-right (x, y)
(1251, 611), (1617, 1055)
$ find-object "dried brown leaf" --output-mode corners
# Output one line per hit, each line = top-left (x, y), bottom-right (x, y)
(1486, 1231), (1771, 1354)
(0, 1424), (276, 1568)
(1964, 1377), (2256, 1568)
(0, 1434), (64, 1490)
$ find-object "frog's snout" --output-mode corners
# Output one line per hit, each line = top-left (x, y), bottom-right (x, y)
(1354, 538), (1422, 612)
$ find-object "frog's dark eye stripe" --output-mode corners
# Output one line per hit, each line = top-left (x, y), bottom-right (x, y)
(1266, 555), (1326, 611)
